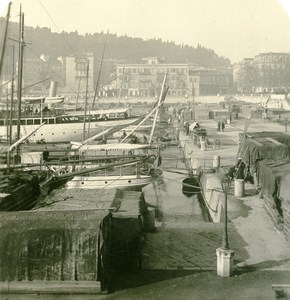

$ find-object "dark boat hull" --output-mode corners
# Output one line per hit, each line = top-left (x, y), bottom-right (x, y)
(182, 176), (200, 196)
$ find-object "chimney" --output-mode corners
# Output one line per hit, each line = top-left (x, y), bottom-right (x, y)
(49, 81), (57, 97)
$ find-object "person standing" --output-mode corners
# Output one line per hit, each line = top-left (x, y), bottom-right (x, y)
(236, 159), (246, 179)
(217, 120), (221, 132)
(43, 147), (49, 162)
(221, 120), (225, 132)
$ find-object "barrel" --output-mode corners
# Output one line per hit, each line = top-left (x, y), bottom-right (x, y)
(234, 179), (244, 197)
(213, 155), (220, 169)
(200, 140), (206, 151)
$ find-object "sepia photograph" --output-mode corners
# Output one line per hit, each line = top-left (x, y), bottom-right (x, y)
(0, 0), (290, 299)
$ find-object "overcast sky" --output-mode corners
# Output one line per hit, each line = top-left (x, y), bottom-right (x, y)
(1, 0), (290, 63)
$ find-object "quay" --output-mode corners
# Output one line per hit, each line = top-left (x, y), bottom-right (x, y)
(107, 114), (290, 299)
(0, 188), (144, 295)
(1, 112), (290, 299)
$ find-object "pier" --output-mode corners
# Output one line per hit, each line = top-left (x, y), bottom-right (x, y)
(0, 112), (290, 298)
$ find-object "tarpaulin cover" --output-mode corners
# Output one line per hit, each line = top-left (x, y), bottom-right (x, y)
(97, 213), (142, 292)
(240, 132), (290, 221)
(242, 134), (289, 175)
(242, 131), (290, 146)
(97, 192), (143, 292)
(257, 160), (290, 218)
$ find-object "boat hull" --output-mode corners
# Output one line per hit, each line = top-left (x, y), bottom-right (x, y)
(65, 174), (153, 189)
(182, 176), (200, 196)
(0, 118), (140, 143)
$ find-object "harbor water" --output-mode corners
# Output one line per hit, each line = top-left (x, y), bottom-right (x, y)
(0, 145), (210, 285)
(143, 145), (210, 224)
(144, 170), (210, 224)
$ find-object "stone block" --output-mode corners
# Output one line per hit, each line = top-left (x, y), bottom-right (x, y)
(216, 247), (234, 277)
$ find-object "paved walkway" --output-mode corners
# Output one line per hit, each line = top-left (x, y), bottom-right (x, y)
(106, 116), (290, 298)
(2, 116), (290, 299)
(143, 116), (290, 271)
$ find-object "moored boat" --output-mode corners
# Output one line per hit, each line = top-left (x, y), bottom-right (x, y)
(182, 175), (201, 196)
(66, 174), (153, 190)
(0, 103), (141, 143)
(0, 168), (66, 211)
(59, 143), (162, 190)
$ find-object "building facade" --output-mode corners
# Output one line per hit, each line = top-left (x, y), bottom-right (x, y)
(64, 53), (96, 94)
(233, 58), (255, 93)
(233, 53), (290, 94)
(188, 67), (232, 96)
(115, 57), (232, 97)
(116, 57), (189, 98)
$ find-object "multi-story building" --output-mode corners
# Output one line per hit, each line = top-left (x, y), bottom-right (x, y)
(234, 53), (290, 94)
(115, 57), (232, 97)
(253, 53), (290, 93)
(64, 53), (96, 94)
(64, 54), (119, 98)
(188, 67), (232, 96)
(233, 58), (255, 93)
(116, 57), (189, 97)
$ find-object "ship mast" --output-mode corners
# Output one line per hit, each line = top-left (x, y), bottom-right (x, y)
(7, 45), (15, 168)
(0, 2), (12, 79)
(92, 34), (107, 110)
(9, 45), (15, 146)
(118, 66), (125, 104)
(82, 62), (90, 142)
(16, 6), (25, 142)
(148, 73), (168, 145)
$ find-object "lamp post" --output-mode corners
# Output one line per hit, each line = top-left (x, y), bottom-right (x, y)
(216, 174), (234, 277)
(221, 175), (231, 250)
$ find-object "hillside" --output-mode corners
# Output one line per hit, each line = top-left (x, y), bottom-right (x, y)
(0, 18), (231, 68)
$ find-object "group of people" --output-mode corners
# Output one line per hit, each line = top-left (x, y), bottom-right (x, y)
(217, 119), (225, 132)
(121, 130), (140, 144)
(226, 158), (247, 180)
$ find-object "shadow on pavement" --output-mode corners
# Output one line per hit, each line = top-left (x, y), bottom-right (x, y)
(110, 269), (207, 292)
(234, 259), (290, 276)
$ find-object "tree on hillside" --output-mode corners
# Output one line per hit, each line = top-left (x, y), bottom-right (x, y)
(0, 17), (230, 68)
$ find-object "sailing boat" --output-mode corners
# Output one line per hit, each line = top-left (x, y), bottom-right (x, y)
(64, 156), (157, 190)
(62, 75), (169, 190)
(0, 5), (70, 210)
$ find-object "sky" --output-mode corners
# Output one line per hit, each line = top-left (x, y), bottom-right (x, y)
(1, 0), (290, 63)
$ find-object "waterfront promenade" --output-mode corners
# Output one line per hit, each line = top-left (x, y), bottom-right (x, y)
(1, 115), (290, 299)
(106, 115), (290, 299)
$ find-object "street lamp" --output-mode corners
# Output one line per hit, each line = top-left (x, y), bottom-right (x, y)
(216, 174), (234, 277)
(221, 175), (232, 250)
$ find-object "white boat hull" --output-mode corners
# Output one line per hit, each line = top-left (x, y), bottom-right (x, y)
(65, 174), (153, 189)
(0, 118), (140, 143)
